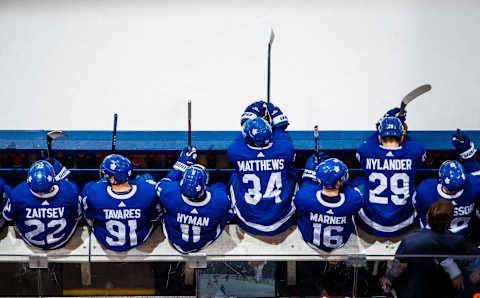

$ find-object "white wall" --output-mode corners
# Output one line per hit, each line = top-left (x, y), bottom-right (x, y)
(0, 0), (479, 131)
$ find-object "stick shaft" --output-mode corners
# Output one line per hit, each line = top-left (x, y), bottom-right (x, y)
(267, 42), (272, 103)
(47, 137), (52, 162)
(314, 125), (319, 162)
(112, 113), (118, 152)
(188, 100), (192, 149)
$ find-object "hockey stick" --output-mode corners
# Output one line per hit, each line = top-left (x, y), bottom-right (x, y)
(112, 113), (118, 153)
(314, 125), (319, 163)
(397, 84), (431, 116)
(187, 100), (192, 150)
(267, 28), (275, 103)
(46, 130), (67, 162)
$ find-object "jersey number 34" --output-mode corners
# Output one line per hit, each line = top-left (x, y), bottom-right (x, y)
(243, 172), (282, 205)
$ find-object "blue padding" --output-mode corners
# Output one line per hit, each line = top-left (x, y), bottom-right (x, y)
(0, 130), (478, 151)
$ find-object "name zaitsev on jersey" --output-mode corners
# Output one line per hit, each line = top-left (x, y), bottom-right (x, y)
(26, 207), (65, 219)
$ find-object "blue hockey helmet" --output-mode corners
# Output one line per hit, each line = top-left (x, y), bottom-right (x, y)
(439, 160), (466, 192)
(242, 117), (272, 147)
(180, 164), (209, 199)
(100, 154), (132, 184)
(315, 158), (349, 189)
(378, 116), (404, 139)
(27, 160), (55, 194)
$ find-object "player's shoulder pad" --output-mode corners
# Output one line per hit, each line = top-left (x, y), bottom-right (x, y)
(404, 139), (425, 153)
(295, 181), (319, 202)
(57, 179), (80, 194)
(208, 182), (228, 194)
(8, 182), (29, 201)
(416, 177), (437, 192)
(155, 179), (178, 196)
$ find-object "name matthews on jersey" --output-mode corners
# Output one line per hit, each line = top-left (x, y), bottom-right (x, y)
(26, 207), (65, 219)
(365, 158), (412, 171)
(237, 159), (285, 172)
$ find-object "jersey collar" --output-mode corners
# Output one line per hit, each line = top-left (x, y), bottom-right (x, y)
(246, 142), (273, 150)
(379, 145), (403, 150)
(316, 190), (345, 208)
(107, 185), (137, 199)
(436, 183), (463, 199)
(181, 191), (211, 207)
(30, 185), (59, 199)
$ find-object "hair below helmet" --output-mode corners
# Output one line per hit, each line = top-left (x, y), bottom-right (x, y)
(242, 117), (272, 147)
(100, 154), (132, 184)
(439, 160), (466, 192)
(378, 116), (404, 139)
(315, 158), (349, 189)
(180, 164), (209, 199)
(27, 160), (55, 193)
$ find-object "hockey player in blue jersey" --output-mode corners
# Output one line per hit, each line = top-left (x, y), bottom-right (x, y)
(156, 147), (234, 253)
(413, 160), (480, 235)
(355, 116), (426, 237)
(80, 154), (161, 252)
(294, 157), (362, 251)
(228, 117), (298, 236)
(2, 160), (81, 250)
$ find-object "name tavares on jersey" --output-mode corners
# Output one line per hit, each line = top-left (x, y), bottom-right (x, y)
(237, 159), (285, 172)
(177, 213), (210, 227)
(365, 158), (412, 171)
(26, 207), (65, 219)
(104, 209), (141, 219)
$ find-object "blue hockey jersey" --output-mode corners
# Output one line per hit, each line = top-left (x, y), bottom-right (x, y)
(2, 180), (81, 250)
(157, 180), (234, 253)
(355, 138), (426, 236)
(81, 179), (161, 252)
(294, 181), (362, 251)
(227, 134), (297, 236)
(413, 175), (480, 234)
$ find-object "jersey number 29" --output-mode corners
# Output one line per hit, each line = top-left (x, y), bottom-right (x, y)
(369, 172), (410, 205)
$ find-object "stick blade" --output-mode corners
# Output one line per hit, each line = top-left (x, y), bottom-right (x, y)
(268, 28), (275, 46)
(46, 130), (67, 141)
(402, 84), (432, 105)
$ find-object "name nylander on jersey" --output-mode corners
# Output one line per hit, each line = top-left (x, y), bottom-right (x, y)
(356, 138), (425, 236)
(2, 180), (81, 250)
(414, 175), (480, 235)
(81, 179), (161, 252)
(157, 181), (233, 253)
(227, 133), (297, 236)
(294, 182), (362, 251)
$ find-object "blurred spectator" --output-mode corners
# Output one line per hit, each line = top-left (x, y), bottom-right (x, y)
(382, 199), (468, 298)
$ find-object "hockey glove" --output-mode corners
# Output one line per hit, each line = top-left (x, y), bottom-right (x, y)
(240, 100), (266, 126)
(49, 159), (71, 181)
(266, 103), (289, 130)
(174, 147), (198, 172)
(302, 153), (329, 181)
(452, 129), (477, 160)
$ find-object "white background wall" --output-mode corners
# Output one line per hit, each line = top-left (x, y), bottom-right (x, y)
(0, 0), (479, 131)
